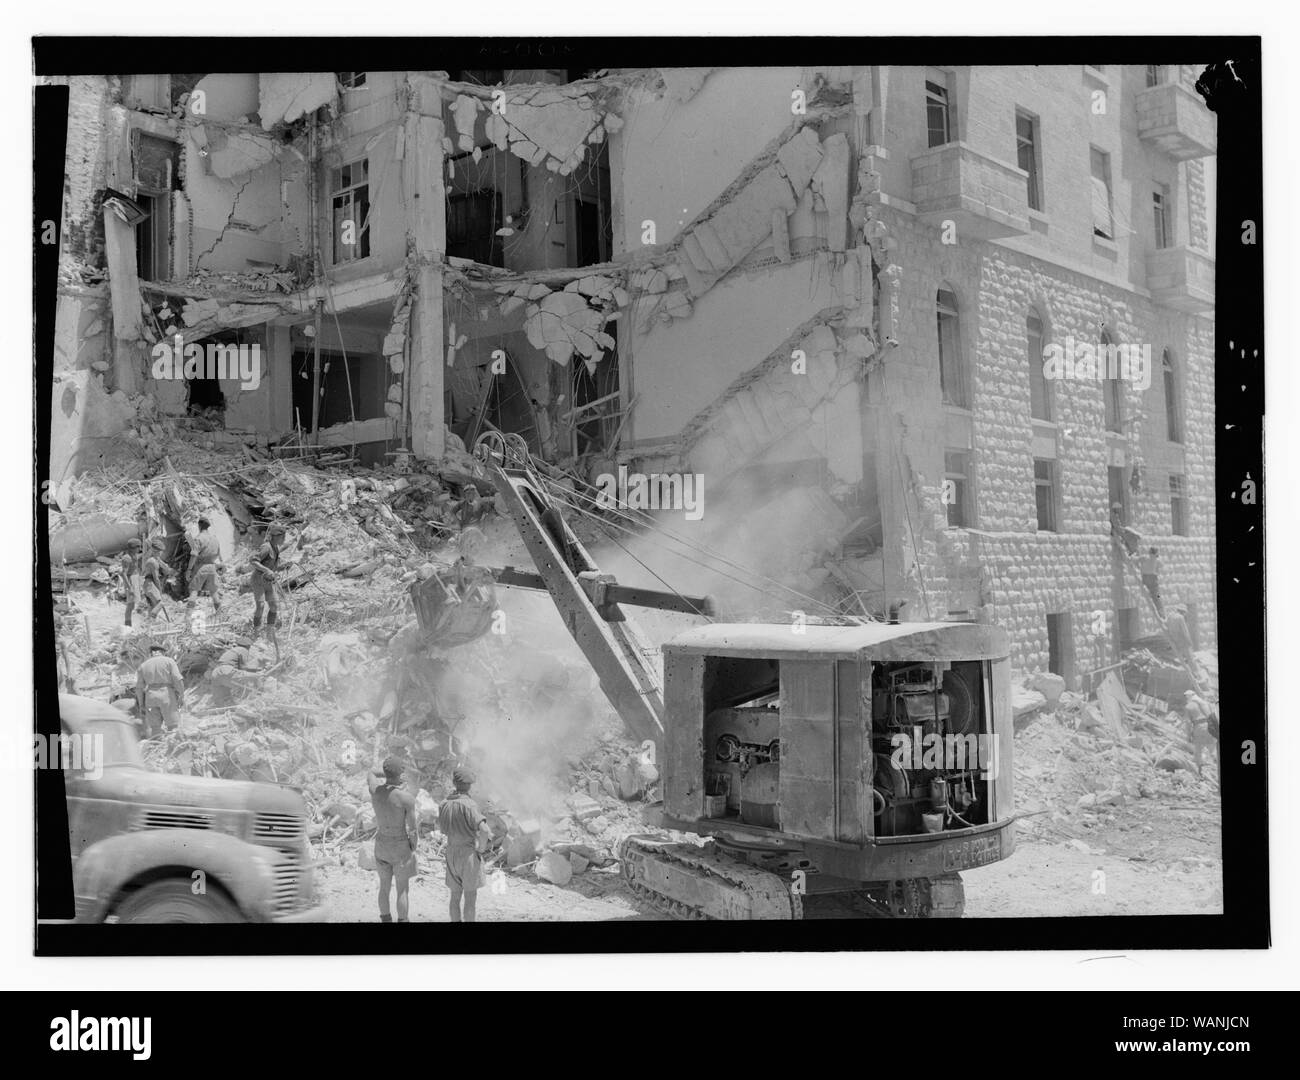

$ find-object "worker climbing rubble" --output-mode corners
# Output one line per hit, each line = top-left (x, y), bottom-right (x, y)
(187, 516), (223, 620)
(250, 521), (287, 659)
(118, 539), (143, 627)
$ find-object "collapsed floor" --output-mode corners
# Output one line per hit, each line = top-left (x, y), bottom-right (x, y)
(48, 416), (1222, 915)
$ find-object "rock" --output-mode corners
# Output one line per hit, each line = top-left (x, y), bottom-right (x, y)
(586, 815), (610, 835)
(1097, 789), (1124, 806)
(1012, 685), (1047, 720)
(567, 793), (602, 822)
(1076, 793), (1098, 809)
(535, 851), (573, 886)
(1027, 671), (1066, 705)
(1066, 839), (1093, 854)
(568, 853), (589, 875)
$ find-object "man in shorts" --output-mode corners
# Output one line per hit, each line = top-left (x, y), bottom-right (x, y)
(437, 766), (492, 922)
(367, 756), (418, 923)
(187, 516), (223, 618)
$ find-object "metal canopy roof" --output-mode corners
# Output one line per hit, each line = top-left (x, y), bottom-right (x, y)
(663, 621), (1009, 662)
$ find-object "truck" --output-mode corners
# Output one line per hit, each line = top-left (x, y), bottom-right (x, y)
(57, 693), (323, 923)
(410, 432), (1016, 919)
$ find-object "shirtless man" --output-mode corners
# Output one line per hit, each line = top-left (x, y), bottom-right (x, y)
(367, 756), (419, 923)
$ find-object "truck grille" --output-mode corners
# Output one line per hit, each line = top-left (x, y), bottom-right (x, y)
(253, 812), (304, 843)
(134, 809), (213, 831)
(272, 855), (306, 915)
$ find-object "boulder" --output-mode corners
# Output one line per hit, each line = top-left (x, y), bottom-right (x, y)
(1027, 671), (1066, 706)
(535, 851), (573, 886)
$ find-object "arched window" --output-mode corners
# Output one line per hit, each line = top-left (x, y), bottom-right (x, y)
(1027, 311), (1051, 421)
(1101, 330), (1123, 433)
(936, 287), (967, 407)
(1162, 348), (1182, 443)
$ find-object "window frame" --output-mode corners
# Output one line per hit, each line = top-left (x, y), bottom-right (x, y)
(336, 72), (368, 90)
(1153, 183), (1171, 249)
(1145, 65), (1164, 88)
(1090, 146), (1114, 240)
(1170, 473), (1189, 536)
(329, 158), (372, 265)
(943, 450), (973, 529)
(1027, 310), (1052, 422)
(1033, 457), (1058, 532)
(1015, 109), (1043, 212)
(1101, 330), (1124, 433)
(926, 74), (953, 148)
(1163, 348), (1183, 443)
(936, 287), (968, 409)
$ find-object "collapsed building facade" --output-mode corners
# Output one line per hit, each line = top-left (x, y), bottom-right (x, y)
(49, 64), (1217, 681)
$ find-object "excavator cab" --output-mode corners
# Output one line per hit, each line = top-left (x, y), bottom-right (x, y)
(630, 621), (1016, 917)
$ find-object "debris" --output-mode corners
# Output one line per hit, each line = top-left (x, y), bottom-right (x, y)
(535, 850), (573, 886)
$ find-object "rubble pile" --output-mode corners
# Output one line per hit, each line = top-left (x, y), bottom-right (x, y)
(1011, 656), (1220, 849)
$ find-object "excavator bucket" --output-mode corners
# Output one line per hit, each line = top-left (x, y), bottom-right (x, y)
(409, 562), (499, 649)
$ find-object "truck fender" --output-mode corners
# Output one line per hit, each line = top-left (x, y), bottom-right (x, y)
(74, 829), (280, 923)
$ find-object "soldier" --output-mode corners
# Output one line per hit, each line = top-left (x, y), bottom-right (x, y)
(140, 537), (169, 621)
(438, 766), (493, 923)
(250, 522), (286, 657)
(135, 643), (185, 737)
(366, 757), (419, 923)
(187, 516), (223, 618)
(119, 539), (143, 626)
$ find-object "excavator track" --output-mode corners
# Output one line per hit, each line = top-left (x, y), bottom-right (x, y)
(619, 835), (803, 920)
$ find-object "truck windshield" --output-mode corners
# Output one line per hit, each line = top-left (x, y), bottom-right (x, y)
(67, 719), (145, 769)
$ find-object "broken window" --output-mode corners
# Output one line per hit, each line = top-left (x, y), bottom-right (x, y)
(1027, 311), (1051, 421)
(1169, 473), (1189, 536)
(1090, 146), (1114, 239)
(926, 73), (952, 148)
(1033, 458), (1057, 532)
(132, 132), (180, 281)
(570, 330), (620, 456)
(1153, 184), (1171, 249)
(1108, 465), (1129, 524)
(1163, 348), (1183, 443)
(944, 451), (972, 528)
(446, 190), (505, 267)
(1016, 110), (1042, 212)
(330, 159), (371, 264)
(337, 72), (367, 89)
(291, 348), (386, 432)
(936, 287), (967, 408)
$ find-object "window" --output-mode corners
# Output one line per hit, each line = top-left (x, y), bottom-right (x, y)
(446, 191), (504, 266)
(337, 72), (367, 89)
(1034, 458), (1057, 532)
(330, 159), (371, 264)
(1101, 330), (1123, 433)
(1145, 65), (1163, 88)
(132, 133), (180, 281)
(1170, 474), (1189, 535)
(1016, 111), (1042, 212)
(936, 288), (967, 408)
(1027, 311), (1052, 421)
(1090, 147), (1113, 239)
(1108, 465), (1128, 521)
(926, 73), (952, 148)
(1163, 348), (1182, 443)
(1117, 607), (1140, 650)
(1046, 613), (1071, 682)
(1153, 184), (1171, 249)
(944, 451), (972, 528)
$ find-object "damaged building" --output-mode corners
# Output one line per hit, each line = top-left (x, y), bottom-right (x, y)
(47, 64), (1217, 681)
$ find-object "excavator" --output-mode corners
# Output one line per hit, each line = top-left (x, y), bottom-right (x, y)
(410, 431), (1016, 919)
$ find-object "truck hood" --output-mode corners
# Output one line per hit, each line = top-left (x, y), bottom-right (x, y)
(85, 765), (306, 818)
